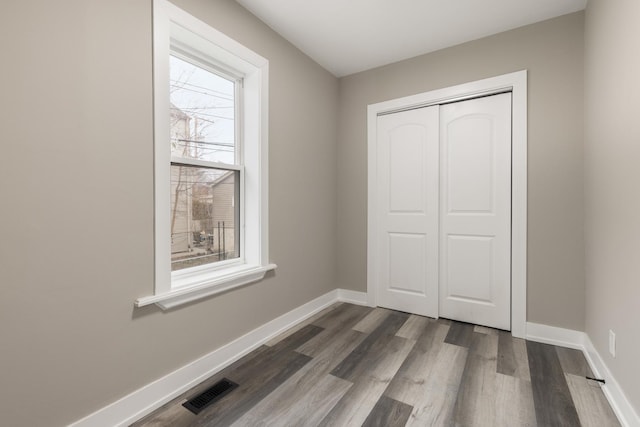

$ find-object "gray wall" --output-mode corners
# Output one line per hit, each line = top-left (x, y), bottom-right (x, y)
(336, 12), (586, 331)
(7, 2), (639, 424)
(584, 0), (640, 414)
(0, 1), (338, 426)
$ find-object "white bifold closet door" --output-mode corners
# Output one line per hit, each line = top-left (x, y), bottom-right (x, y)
(376, 93), (512, 330)
(439, 93), (512, 330)
(376, 106), (440, 318)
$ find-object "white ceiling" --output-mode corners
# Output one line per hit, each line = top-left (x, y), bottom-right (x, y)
(235, 0), (588, 77)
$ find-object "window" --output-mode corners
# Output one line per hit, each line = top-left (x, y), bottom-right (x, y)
(169, 55), (240, 271)
(136, 0), (275, 309)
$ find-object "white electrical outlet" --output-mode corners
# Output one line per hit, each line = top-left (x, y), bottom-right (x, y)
(609, 330), (616, 358)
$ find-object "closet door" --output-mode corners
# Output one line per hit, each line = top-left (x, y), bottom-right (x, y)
(439, 93), (512, 330)
(375, 106), (439, 317)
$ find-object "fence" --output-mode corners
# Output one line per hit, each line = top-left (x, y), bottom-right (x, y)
(170, 221), (238, 270)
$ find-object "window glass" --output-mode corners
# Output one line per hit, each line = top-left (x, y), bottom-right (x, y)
(170, 165), (240, 271)
(169, 55), (240, 271)
(169, 55), (236, 164)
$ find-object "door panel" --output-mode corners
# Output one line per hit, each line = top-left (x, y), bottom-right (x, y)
(446, 234), (494, 302)
(439, 93), (512, 330)
(376, 106), (439, 317)
(447, 116), (494, 213)
(388, 233), (426, 294)
(389, 127), (425, 213)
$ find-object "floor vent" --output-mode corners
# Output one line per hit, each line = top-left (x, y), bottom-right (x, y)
(182, 378), (238, 415)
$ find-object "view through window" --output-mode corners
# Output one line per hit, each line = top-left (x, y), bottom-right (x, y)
(169, 55), (240, 271)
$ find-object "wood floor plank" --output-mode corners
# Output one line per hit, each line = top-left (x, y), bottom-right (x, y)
(566, 373), (621, 427)
(527, 340), (582, 426)
(473, 325), (499, 335)
(557, 346), (594, 377)
(265, 303), (340, 347)
(352, 307), (394, 333)
(452, 332), (501, 426)
(497, 330), (517, 377)
(454, 332), (536, 427)
(444, 320), (475, 348)
(231, 328), (366, 426)
(404, 345), (467, 426)
(362, 395), (413, 427)
(219, 324), (323, 387)
(129, 344), (274, 427)
(384, 322), (450, 403)
(134, 324), (322, 427)
(129, 401), (196, 427)
(231, 371), (352, 427)
(493, 372), (537, 427)
(297, 305), (371, 357)
(331, 311), (410, 381)
(396, 314), (432, 340)
(437, 317), (453, 326)
(512, 337), (533, 381)
(190, 324), (323, 426)
(311, 302), (372, 331)
(317, 380), (385, 427)
(385, 322), (467, 427)
(497, 331), (531, 381)
(320, 312), (415, 426)
(266, 324), (325, 355)
(132, 346), (309, 427)
(191, 351), (312, 426)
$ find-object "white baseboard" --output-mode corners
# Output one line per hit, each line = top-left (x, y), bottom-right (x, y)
(525, 321), (586, 350)
(336, 289), (368, 305)
(526, 322), (639, 427)
(582, 335), (640, 427)
(71, 288), (363, 427)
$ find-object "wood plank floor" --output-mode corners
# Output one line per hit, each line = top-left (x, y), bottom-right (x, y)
(132, 303), (620, 427)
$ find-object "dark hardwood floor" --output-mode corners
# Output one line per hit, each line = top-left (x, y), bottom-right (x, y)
(133, 303), (620, 426)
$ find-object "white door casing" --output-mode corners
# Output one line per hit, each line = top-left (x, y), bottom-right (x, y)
(367, 70), (527, 338)
(375, 106), (439, 317)
(438, 93), (512, 330)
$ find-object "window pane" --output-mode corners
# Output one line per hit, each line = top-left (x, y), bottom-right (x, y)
(170, 55), (236, 164)
(170, 165), (240, 271)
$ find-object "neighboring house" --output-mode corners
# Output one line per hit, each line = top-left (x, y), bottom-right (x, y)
(169, 104), (192, 256)
(189, 170), (237, 257)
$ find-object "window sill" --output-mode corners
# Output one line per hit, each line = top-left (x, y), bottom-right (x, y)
(135, 263), (277, 310)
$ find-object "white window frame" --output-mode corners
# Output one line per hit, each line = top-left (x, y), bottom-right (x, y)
(136, 0), (275, 310)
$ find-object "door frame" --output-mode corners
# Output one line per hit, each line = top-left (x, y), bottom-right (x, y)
(367, 70), (527, 338)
